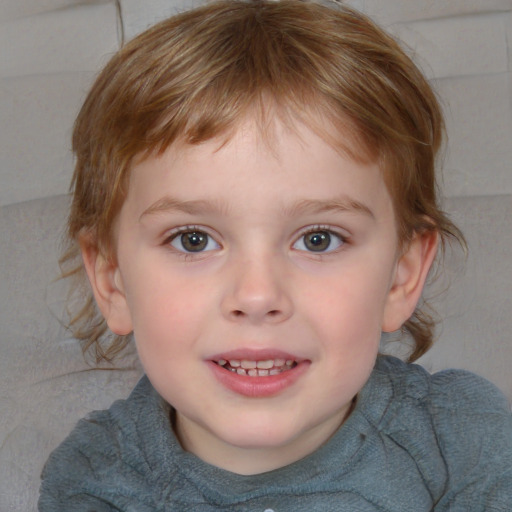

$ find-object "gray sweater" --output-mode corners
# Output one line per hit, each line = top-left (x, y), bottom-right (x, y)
(39, 356), (512, 511)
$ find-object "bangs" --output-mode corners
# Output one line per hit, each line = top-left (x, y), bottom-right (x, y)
(98, 0), (383, 163)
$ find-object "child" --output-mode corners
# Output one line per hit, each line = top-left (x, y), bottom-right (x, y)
(39, 0), (512, 510)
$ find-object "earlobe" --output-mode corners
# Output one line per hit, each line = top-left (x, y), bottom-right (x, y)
(382, 230), (438, 333)
(79, 236), (133, 336)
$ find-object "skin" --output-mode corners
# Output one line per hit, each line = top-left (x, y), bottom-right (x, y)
(83, 116), (437, 475)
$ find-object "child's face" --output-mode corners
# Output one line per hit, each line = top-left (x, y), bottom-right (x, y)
(96, 117), (422, 474)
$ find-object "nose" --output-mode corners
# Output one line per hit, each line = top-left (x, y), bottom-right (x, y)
(221, 254), (293, 324)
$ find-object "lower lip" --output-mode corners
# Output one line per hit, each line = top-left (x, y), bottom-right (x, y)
(207, 360), (309, 398)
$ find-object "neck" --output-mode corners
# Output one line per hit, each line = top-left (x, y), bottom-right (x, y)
(172, 398), (356, 475)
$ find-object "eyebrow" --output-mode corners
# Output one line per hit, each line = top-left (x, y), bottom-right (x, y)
(139, 195), (374, 221)
(139, 197), (229, 220)
(284, 198), (375, 219)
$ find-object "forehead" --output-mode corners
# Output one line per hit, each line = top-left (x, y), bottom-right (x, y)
(124, 115), (394, 224)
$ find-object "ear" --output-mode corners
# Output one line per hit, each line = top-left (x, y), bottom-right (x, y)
(79, 235), (133, 336)
(382, 230), (438, 333)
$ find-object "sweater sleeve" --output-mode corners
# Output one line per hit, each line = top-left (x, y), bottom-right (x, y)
(429, 370), (512, 511)
(38, 376), (175, 512)
(39, 490), (118, 512)
(38, 411), (122, 512)
(38, 405), (158, 512)
(38, 415), (160, 512)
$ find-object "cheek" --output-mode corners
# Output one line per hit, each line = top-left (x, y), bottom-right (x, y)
(123, 271), (212, 360)
(302, 265), (391, 329)
(125, 260), (209, 322)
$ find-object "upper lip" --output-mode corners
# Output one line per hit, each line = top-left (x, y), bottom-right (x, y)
(209, 348), (305, 363)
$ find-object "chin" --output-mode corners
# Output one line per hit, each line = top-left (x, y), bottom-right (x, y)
(216, 417), (307, 450)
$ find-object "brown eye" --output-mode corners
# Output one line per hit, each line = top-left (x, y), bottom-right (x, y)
(304, 231), (331, 252)
(293, 229), (344, 253)
(170, 230), (219, 253)
(181, 232), (207, 252)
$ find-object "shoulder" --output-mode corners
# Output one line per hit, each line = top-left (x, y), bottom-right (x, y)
(42, 375), (155, 467)
(39, 376), (175, 510)
(374, 356), (512, 508)
(375, 355), (511, 445)
(374, 355), (510, 414)
(428, 365), (510, 414)
(420, 364), (512, 457)
(428, 367), (512, 508)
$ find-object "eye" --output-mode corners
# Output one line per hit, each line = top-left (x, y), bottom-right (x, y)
(293, 229), (345, 253)
(169, 229), (220, 253)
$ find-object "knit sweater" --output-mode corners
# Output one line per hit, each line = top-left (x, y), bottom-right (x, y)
(39, 356), (512, 511)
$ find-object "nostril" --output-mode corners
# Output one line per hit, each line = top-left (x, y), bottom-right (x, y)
(230, 309), (280, 319)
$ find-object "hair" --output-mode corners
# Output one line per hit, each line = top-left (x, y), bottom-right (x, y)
(62, 0), (464, 364)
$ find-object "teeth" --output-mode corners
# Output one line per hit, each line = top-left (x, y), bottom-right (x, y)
(218, 358), (297, 376)
(256, 360), (274, 370)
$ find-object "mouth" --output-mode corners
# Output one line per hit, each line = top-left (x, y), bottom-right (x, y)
(209, 354), (308, 397)
(215, 358), (298, 377)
